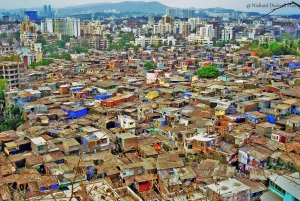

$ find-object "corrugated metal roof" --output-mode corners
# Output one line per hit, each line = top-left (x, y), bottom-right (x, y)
(269, 173), (300, 200)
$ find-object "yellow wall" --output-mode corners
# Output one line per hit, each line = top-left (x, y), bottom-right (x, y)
(146, 91), (159, 99)
(215, 110), (225, 116)
(191, 75), (198, 82)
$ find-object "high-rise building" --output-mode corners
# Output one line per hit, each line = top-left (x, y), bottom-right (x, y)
(148, 16), (154, 27)
(296, 29), (300, 38)
(179, 22), (191, 38)
(48, 5), (52, 14)
(162, 15), (174, 26)
(188, 18), (200, 31)
(222, 27), (234, 41)
(44, 5), (48, 15)
(165, 8), (195, 18)
(24, 10), (38, 21)
(199, 24), (215, 40)
(2, 15), (9, 22)
(41, 18), (81, 37)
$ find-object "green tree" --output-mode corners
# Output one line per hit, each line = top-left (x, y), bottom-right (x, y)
(11, 105), (21, 117)
(61, 52), (72, 60)
(156, 42), (163, 49)
(29, 59), (52, 69)
(145, 62), (154, 70)
(0, 32), (7, 39)
(195, 59), (199, 68)
(197, 66), (220, 78)
(61, 35), (71, 42)
(37, 38), (47, 46)
(0, 79), (7, 99)
(72, 46), (89, 53)
(1, 55), (20, 62)
(14, 31), (20, 41)
(57, 40), (66, 48)
(50, 52), (60, 59)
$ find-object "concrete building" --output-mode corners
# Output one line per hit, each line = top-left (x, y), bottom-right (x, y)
(162, 15), (174, 26)
(135, 36), (151, 47)
(20, 20), (39, 46)
(80, 20), (102, 36)
(206, 178), (251, 201)
(188, 18), (200, 32)
(41, 18), (81, 37)
(16, 46), (32, 68)
(153, 23), (172, 35)
(222, 26), (234, 41)
(199, 24), (215, 40)
(0, 62), (26, 88)
(259, 33), (275, 44)
(0, 44), (16, 55)
(166, 8), (195, 18)
(179, 22), (191, 38)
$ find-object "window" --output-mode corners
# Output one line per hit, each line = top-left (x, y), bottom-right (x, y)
(38, 146), (44, 151)
(201, 142), (205, 148)
(187, 145), (193, 149)
(100, 138), (108, 144)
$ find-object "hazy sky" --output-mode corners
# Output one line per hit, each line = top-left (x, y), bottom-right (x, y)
(1, 0), (299, 14)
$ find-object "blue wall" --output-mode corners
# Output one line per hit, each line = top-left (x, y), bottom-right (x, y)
(68, 108), (88, 118)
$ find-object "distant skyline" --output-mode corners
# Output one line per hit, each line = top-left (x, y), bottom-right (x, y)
(0, 0), (299, 14)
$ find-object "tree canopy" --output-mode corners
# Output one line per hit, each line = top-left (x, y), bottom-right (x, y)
(145, 62), (154, 70)
(0, 105), (25, 132)
(107, 32), (138, 51)
(0, 79), (7, 99)
(197, 65), (220, 78)
(0, 55), (20, 62)
(29, 59), (53, 69)
(248, 40), (299, 57)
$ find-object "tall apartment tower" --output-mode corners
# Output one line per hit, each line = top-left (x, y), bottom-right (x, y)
(41, 18), (81, 37)
(48, 5), (52, 14)
(44, 5), (48, 15)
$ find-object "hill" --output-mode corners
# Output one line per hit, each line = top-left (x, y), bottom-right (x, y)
(57, 1), (169, 15)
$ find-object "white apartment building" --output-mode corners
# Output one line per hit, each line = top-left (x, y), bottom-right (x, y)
(188, 18), (200, 31)
(199, 24), (215, 40)
(259, 33), (275, 44)
(135, 36), (151, 47)
(153, 23), (173, 35)
(222, 26), (234, 40)
(41, 18), (80, 37)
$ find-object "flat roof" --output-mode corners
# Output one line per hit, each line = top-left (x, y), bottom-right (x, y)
(30, 137), (46, 145)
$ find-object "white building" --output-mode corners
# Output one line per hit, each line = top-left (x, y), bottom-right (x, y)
(206, 178), (251, 201)
(93, 131), (110, 147)
(118, 115), (136, 135)
(188, 18), (200, 31)
(259, 33), (275, 44)
(153, 23), (173, 35)
(41, 18), (80, 37)
(135, 36), (151, 47)
(120, 27), (132, 32)
(199, 24), (215, 40)
(222, 26), (234, 41)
